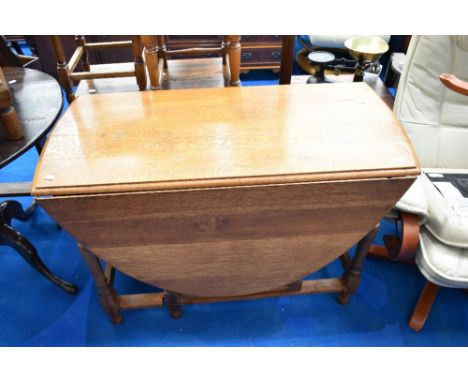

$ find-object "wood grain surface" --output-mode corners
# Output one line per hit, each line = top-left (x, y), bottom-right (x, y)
(38, 177), (414, 297)
(32, 83), (418, 196)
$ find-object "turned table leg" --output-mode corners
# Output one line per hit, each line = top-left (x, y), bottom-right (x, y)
(338, 223), (380, 305)
(0, 200), (78, 294)
(78, 244), (123, 324)
(164, 291), (183, 319)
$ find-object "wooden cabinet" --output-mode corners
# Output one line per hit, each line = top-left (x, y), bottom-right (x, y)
(162, 35), (283, 71)
(240, 35), (283, 71)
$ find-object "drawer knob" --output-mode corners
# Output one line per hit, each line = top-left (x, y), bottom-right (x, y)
(242, 52), (253, 60)
(271, 51), (281, 59)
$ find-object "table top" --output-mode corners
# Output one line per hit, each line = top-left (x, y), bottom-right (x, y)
(0, 67), (63, 169)
(33, 82), (419, 196)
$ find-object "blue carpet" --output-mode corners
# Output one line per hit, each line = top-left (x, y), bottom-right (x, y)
(1, 63), (467, 346)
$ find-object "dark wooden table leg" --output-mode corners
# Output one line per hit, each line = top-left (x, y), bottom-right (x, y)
(0, 200), (78, 294)
(78, 244), (123, 324)
(164, 291), (183, 319)
(338, 223), (380, 305)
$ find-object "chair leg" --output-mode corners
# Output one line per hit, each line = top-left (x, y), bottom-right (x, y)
(156, 36), (168, 69)
(408, 281), (439, 331)
(75, 35), (90, 71)
(132, 35), (147, 91)
(0, 201), (78, 294)
(141, 35), (160, 90)
(51, 35), (75, 103)
(227, 35), (241, 87)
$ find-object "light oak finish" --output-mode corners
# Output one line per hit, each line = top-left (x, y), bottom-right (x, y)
(38, 178), (412, 297)
(32, 82), (419, 321)
(33, 83), (418, 196)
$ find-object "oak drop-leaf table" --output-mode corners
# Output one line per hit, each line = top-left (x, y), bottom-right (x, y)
(32, 83), (419, 324)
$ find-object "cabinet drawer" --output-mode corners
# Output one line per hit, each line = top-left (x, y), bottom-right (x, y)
(241, 47), (282, 67)
(241, 35), (282, 46)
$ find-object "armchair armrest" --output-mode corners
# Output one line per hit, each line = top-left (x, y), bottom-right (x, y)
(440, 73), (468, 96)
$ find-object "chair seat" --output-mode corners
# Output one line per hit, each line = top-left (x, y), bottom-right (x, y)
(422, 172), (468, 247)
(395, 175), (429, 221)
(162, 57), (229, 90)
(417, 227), (468, 288)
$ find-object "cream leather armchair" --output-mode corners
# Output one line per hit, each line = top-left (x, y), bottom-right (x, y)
(372, 35), (468, 331)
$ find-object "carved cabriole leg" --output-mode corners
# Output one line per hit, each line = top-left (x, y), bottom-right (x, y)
(132, 36), (147, 91)
(156, 35), (168, 69)
(75, 35), (90, 71)
(164, 291), (183, 319)
(338, 223), (380, 305)
(408, 281), (439, 331)
(0, 105), (23, 140)
(227, 35), (241, 87)
(0, 201), (78, 294)
(51, 35), (75, 104)
(141, 35), (160, 90)
(78, 244), (123, 324)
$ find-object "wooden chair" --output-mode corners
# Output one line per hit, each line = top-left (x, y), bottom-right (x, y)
(51, 35), (147, 103)
(141, 35), (241, 90)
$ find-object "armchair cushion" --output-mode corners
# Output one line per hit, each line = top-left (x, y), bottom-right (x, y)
(422, 172), (468, 248)
(394, 175), (429, 223)
(416, 227), (468, 288)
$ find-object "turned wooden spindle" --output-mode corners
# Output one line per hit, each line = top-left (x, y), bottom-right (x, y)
(78, 244), (123, 324)
(0, 106), (22, 140)
(0, 68), (23, 140)
(227, 35), (241, 87)
(132, 36), (147, 91)
(141, 35), (160, 90)
(75, 35), (90, 71)
(51, 35), (75, 103)
(338, 223), (380, 305)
